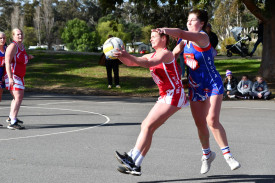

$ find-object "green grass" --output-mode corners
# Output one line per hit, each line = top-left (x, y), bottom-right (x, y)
(24, 51), (261, 97)
(215, 58), (261, 77)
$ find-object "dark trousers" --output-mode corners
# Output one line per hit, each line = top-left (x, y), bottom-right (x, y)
(105, 59), (120, 85)
(250, 91), (271, 99)
(250, 37), (263, 55)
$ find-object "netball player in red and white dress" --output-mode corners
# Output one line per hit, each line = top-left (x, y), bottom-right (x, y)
(5, 28), (34, 130)
(113, 30), (188, 176)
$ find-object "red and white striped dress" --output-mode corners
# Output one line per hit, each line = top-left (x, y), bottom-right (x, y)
(5, 41), (29, 90)
(149, 50), (188, 108)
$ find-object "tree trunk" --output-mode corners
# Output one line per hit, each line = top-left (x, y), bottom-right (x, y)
(259, 0), (275, 81)
(242, 0), (275, 81)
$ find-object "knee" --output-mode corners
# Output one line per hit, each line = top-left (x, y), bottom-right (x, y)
(206, 117), (220, 129)
(14, 94), (24, 102)
(141, 122), (155, 135)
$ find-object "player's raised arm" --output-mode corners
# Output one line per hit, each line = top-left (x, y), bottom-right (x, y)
(173, 40), (185, 61)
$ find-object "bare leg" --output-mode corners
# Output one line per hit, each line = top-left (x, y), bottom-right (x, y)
(190, 100), (210, 149)
(191, 94), (228, 149)
(134, 102), (180, 156)
(206, 94), (228, 147)
(9, 90), (24, 119)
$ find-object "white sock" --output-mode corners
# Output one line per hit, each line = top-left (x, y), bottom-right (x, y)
(128, 147), (141, 162)
(135, 154), (144, 167)
(202, 148), (211, 159)
(221, 146), (232, 159)
(10, 117), (17, 125)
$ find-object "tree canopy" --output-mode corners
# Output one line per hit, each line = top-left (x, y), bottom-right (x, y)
(61, 18), (99, 52)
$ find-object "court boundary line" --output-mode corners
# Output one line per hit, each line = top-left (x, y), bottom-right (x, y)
(0, 104), (110, 141)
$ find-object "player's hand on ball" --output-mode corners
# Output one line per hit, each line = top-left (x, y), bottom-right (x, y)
(113, 48), (126, 58)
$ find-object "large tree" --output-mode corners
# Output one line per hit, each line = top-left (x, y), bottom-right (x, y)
(241, 0), (275, 80)
(42, 0), (55, 49)
(61, 18), (99, 51)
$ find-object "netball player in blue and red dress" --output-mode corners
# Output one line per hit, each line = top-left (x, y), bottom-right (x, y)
(155, 9), (241, 174)
(5, 28), (34, 130)
(0, 32), (6, 103)
(113, 30), (188, 176)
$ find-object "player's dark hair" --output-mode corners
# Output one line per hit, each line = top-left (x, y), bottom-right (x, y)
(160, 33), (169, 47)
(189, 9), (208, 31)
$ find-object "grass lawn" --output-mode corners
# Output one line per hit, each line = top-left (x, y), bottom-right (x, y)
(24, 51), (261, 97)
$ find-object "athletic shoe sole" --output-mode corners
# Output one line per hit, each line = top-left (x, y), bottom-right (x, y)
(117, 166), (131, 174)
(117, 166), (141, 176)
(115, 151), (133, 171)
(7, 125), (25, 130)
(115, 152), (141, 176)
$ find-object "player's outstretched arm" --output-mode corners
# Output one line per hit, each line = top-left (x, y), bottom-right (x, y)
(154, 28), (209, 48)
(114, 48), (147, 67)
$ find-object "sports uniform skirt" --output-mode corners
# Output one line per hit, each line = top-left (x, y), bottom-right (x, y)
(5, 74), (25, 90)
(157, 88), (188, 108)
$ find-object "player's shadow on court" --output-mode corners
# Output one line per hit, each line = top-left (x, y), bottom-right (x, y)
(138, 174), (275, 183)
(26, 122), (140, 129)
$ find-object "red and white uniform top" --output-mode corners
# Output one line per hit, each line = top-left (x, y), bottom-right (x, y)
(149, 49), (183, 96)
(11, 41), (29, 78)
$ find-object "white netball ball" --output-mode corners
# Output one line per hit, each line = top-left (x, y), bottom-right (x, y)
(103, 37), (124, 59)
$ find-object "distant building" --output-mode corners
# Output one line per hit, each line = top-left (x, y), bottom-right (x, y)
(28, 44), (68, 51)
(126, 42), (152, 53)
(28, 44), (48, 50)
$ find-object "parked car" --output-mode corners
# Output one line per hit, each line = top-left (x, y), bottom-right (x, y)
(140, 50), (148, 54)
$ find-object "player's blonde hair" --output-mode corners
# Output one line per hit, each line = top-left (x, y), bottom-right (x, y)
(12, 28), (23, 36)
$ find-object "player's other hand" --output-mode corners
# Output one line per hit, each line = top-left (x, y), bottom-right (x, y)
(152, 28), (166, 34)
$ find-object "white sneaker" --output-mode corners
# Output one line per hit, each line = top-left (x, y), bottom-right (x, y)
(108, 85), (112, 89)
(200, 151), (216, 174)
(225, 156), (241, 170)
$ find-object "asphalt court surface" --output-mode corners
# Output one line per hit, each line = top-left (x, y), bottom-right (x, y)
(0, 93), (274, 183)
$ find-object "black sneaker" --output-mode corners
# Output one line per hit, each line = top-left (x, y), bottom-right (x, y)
(117, 165), (142, 176)
(117, 166), (131, 174)
(7, 122), (25, 130)
(6, 117), (24, 124)
(115, 151), (142, 176)
(115, 151), (135, 168)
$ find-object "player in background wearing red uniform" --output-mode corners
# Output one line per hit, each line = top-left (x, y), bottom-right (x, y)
(5, 28), (34, 130)
(113, 30), (188, 176)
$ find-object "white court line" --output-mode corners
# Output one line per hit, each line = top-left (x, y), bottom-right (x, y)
(37, 101), (77, 106)
(0, 105), (110, 141)
(222, 106), (275, 111)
